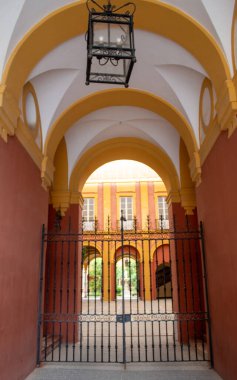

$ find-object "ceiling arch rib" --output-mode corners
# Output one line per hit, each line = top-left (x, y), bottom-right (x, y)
(162, 0), (235, 75)
(1, 0), (231, 104)
(64, 106), (181, 180)
(156, 65), (206, 144)
(43, 88), (198, 163)
(201, 0), (235, 77)
(68, 137), (180, 195)
(27, 31), (207, 141)
(30, 68), (79, 143)
(0, 0), (25, 78)
(1, 0), (233, 81)
(3, 0), (75, 73)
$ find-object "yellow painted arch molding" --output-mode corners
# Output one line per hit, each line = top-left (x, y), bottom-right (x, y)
(2, 0), (231, 102)
(45, 88), (198, 161)
(69, 137), (180, 195)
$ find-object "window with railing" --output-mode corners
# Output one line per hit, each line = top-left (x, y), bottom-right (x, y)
(158, 196), (169, 229)
(120, 196), (133, 230)
(82, 198), (95, 231)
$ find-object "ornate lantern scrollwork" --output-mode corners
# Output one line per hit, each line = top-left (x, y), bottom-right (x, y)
(86, 0), (136, 87)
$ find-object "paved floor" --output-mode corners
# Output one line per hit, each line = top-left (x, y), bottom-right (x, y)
(26, 363), (222, 380)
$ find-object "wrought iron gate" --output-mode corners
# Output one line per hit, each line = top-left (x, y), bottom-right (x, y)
(37, 216), (212, 365)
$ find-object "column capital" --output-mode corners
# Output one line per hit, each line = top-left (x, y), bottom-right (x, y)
(166, 191), (181, 207)
(50, 190), (83, 215)
(180, 187), (196, 215)
(71, 191), (84, 207)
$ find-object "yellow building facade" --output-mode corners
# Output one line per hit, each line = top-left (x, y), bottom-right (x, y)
(82, 161), (168, 231)
(81, 161), (170, 302)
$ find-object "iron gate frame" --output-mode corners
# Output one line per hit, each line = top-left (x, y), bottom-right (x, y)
(36, 216), (213, 367)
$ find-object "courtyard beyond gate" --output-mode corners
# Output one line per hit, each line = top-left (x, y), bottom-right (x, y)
(37, 217), (211, 365)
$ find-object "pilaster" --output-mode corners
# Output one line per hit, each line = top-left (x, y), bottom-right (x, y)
(0, 85), (20, 142)
(180, 187), (196, 215)
(189, 152), (201, 186)
(41, 155), (55, 190)
(216, 79), (237, 137)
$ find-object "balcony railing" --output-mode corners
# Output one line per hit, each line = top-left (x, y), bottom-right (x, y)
(156, 218), (169, 230)
(119, 219), (134, 231)
(82, 217), (170, 233)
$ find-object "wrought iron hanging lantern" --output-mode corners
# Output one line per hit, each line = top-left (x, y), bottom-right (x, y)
(85, 0), (136, 87)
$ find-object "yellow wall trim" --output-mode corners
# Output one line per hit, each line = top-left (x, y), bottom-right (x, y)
(189, 152), (201, 186)
(180, 188), (196, 215)
(50, 190), (83, 215)
(41, 155), (55, 190)
(22, 82), (42, 146)
(0, 85), (19, 142)
(216, 79), (237, 136)
(2, 0), (231, 105)
(44, 89), (197, 161)
(199, 78), (215, 145)
(69, 137), (180, 195)
(166, 191), (181, 206)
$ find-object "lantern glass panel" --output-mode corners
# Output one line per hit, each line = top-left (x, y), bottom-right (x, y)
(93, 22), (130, 49)
(86, 7), (135, 86)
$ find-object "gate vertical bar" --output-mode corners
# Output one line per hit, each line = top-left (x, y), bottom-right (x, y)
(200, 221), (214, 367)
(121, 211), (127, 368)
(36, 224), (45, 366)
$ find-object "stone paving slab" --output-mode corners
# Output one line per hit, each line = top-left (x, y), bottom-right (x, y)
(26, 363), (222, 380)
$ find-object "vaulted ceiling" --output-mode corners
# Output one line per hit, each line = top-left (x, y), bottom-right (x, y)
(0, 0), (236, 195)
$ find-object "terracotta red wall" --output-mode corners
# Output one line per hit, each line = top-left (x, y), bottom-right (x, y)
(0, 137), (48, 380)
(45, 205), (81, 343)
(196, 130), (237, 380)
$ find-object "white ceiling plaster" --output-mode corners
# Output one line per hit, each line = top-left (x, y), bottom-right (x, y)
(0, 0), (25, 77)
(156, 65), (204, 145)
(4, 0), (78, 68)
(161, 0), (235, 76)
(30, 69), (79, 143)
(0, 1), (233, 185)
(64, 106), (180, 181)
(0, 1), (234, 78)
(201, 0), (235, 76)
(26, 30), (208, 147)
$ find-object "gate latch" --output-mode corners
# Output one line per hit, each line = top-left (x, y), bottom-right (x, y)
(116, 314), (131, 323)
